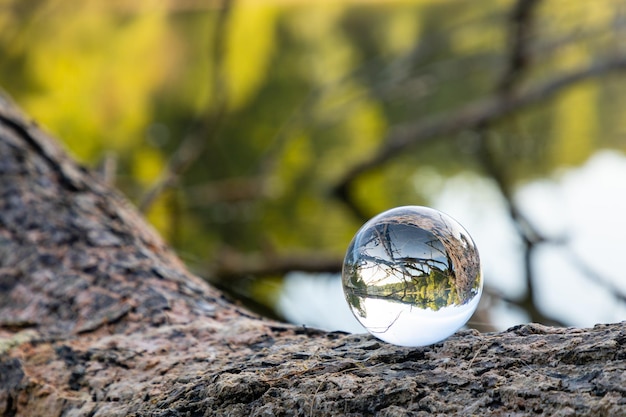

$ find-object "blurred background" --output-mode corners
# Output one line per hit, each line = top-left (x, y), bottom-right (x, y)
(1, 0), (626, 334)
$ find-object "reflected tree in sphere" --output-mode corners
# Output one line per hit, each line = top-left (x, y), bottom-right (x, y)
(342, 206), (482, 347)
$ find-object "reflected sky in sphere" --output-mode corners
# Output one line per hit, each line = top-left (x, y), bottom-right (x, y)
(342, 206), (482, 347)
(357, 295), (481, 346)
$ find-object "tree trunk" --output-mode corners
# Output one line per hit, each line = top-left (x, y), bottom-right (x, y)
(0, 95), (623, 417)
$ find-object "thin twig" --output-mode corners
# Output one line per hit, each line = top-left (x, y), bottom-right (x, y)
(333, 54), (626, 195)
(139, 0), (233, 213)
(212, 249), (343, 280)
(561, 245), (626, 304)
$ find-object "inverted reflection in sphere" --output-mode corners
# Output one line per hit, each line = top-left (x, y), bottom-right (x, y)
(342, 206), (482, 347)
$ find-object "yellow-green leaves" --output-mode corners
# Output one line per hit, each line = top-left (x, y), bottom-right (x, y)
(224, 2), (278, 110)
(23, 3), (170, 161)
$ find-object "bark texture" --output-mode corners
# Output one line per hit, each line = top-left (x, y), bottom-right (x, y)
(0, 95), (624, 416)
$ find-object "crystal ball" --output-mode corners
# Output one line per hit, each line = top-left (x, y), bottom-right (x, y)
(342, 206), (482, 347)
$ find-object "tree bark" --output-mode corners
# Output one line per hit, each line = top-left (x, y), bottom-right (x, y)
(0, 95), (624, 417)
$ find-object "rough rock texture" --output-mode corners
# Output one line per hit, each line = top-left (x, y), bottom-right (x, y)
(0, 95), (624, 416)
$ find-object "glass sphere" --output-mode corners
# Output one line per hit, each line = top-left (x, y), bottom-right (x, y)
(342, 206), (482, 347)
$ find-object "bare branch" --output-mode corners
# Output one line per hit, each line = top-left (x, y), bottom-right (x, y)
(184, 177), (270, 206)
(475, 0), (568, 327)
(212, 249), (343, 280)
(561, 245), (626, 305)
(139, 0), (233, 213)
(497, 0), (541, 93)
(333, 54), (626, 195)
(479, 137), (567, 327)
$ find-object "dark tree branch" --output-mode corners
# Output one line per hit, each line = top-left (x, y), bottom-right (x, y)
(477, 135), (566, 327)
(212, 249), (343, 280)
(333, 54), (626, 196)
(497, 0), (541, 93)
(476, 0), (567, 327)
(561, 245), (626, 305)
